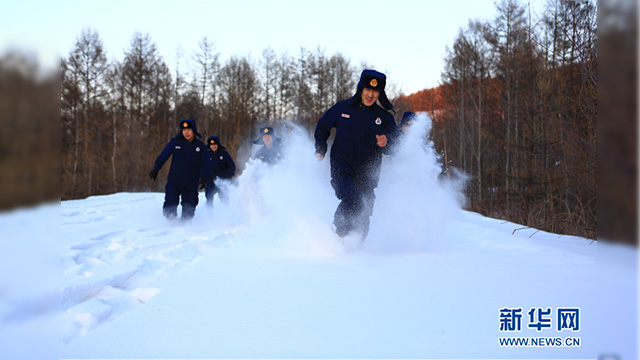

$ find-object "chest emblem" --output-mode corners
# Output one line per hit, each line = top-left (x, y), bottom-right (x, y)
(341, 113), (350, 118)
(219, 156), (224, 160)
(196, 147), (200, 152)
(375, 117), (382, 125)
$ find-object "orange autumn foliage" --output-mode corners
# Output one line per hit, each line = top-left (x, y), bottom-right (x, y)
(393, 85), (450, 122)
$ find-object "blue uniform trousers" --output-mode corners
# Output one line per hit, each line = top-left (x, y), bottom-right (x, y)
(204, 180), (218, 207)
(331, 171), (376, 238)
(163, 181), (199, 220)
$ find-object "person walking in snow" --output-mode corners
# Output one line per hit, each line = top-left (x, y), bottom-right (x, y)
(149, 119), (208, 221)
(252, 126), (283, 164)
(204, 135), (236, 207)
(314, 69), (398, 240)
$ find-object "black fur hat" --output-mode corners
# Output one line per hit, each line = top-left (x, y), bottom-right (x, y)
(207, 136), (226, 150)
(347, 69), (393, 110)
(253, 126), (280, 144)
(179, 119), (203, 139)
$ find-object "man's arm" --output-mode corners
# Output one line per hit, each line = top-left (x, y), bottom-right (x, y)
(152, 139), (174, 172)
(314, 105), (337, 159)
(380, 113), (398, 154)
(199, 145), (211, 180)
(224, 152), (236, 178)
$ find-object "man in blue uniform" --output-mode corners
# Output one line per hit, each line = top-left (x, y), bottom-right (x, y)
(204, 135), (236, 207)
(149, 119), (208, 220)
(314, 69), (397, 239)
(253, 126), (283, 164)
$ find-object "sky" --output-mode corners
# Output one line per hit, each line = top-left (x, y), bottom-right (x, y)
(5, 0), (547, 94)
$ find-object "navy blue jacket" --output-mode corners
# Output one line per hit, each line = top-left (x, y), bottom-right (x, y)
(153, 134), (208, 187)
(315, 100), (397, 186)
(206, 148), (236, 180)
(253, 141), (283, 164)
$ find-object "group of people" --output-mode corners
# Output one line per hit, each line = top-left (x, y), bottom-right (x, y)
(148, 119), (237, 220)
(150, 69), (417, 241)
(149, 119), (284, 221)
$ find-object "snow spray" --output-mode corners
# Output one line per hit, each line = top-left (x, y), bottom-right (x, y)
(218, 115), (466, 255)
(367, 112), (467, 253)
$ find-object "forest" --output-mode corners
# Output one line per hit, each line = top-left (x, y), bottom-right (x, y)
(55, 0), (617, 242)
(61, 32), (362, 199)
(396, 0), (597, 239)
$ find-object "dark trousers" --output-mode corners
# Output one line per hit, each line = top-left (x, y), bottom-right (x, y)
(163, 181), (199, 220)
(331, 172), (375, 238)
(205, 179), (230, 207)
(204, 180), (218, 207)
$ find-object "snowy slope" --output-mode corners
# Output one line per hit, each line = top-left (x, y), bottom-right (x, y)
(55, 192), (637, 359)
(1, 115), (637, 359)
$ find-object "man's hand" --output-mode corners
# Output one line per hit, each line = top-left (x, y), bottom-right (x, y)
(315, 153), (324, 161)
(149, 169), (158, 181)
(376, 134), (387, 147)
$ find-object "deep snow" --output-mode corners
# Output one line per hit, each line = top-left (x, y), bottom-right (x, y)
(0, 114), (637, 359)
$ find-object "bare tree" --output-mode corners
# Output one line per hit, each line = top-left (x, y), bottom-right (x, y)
(294, 47), (313, 128)
(488, 0), (527, 212)
(329, 53), (356, 103)
(193, 37), (219, 129)
(217, 56), (259, 158)
(260, 47), (277, 122)
(63, 28), (109, 197)
(275, 52), (297, 120)
(121, 32), (163, 190)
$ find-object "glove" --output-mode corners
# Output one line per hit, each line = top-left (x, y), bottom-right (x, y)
(149, 169), (158, 181)
(199, 179), (206, 190)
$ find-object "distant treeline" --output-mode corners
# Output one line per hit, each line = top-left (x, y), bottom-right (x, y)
(61, 29), (368, 201)
(57, 0), (634, 243)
